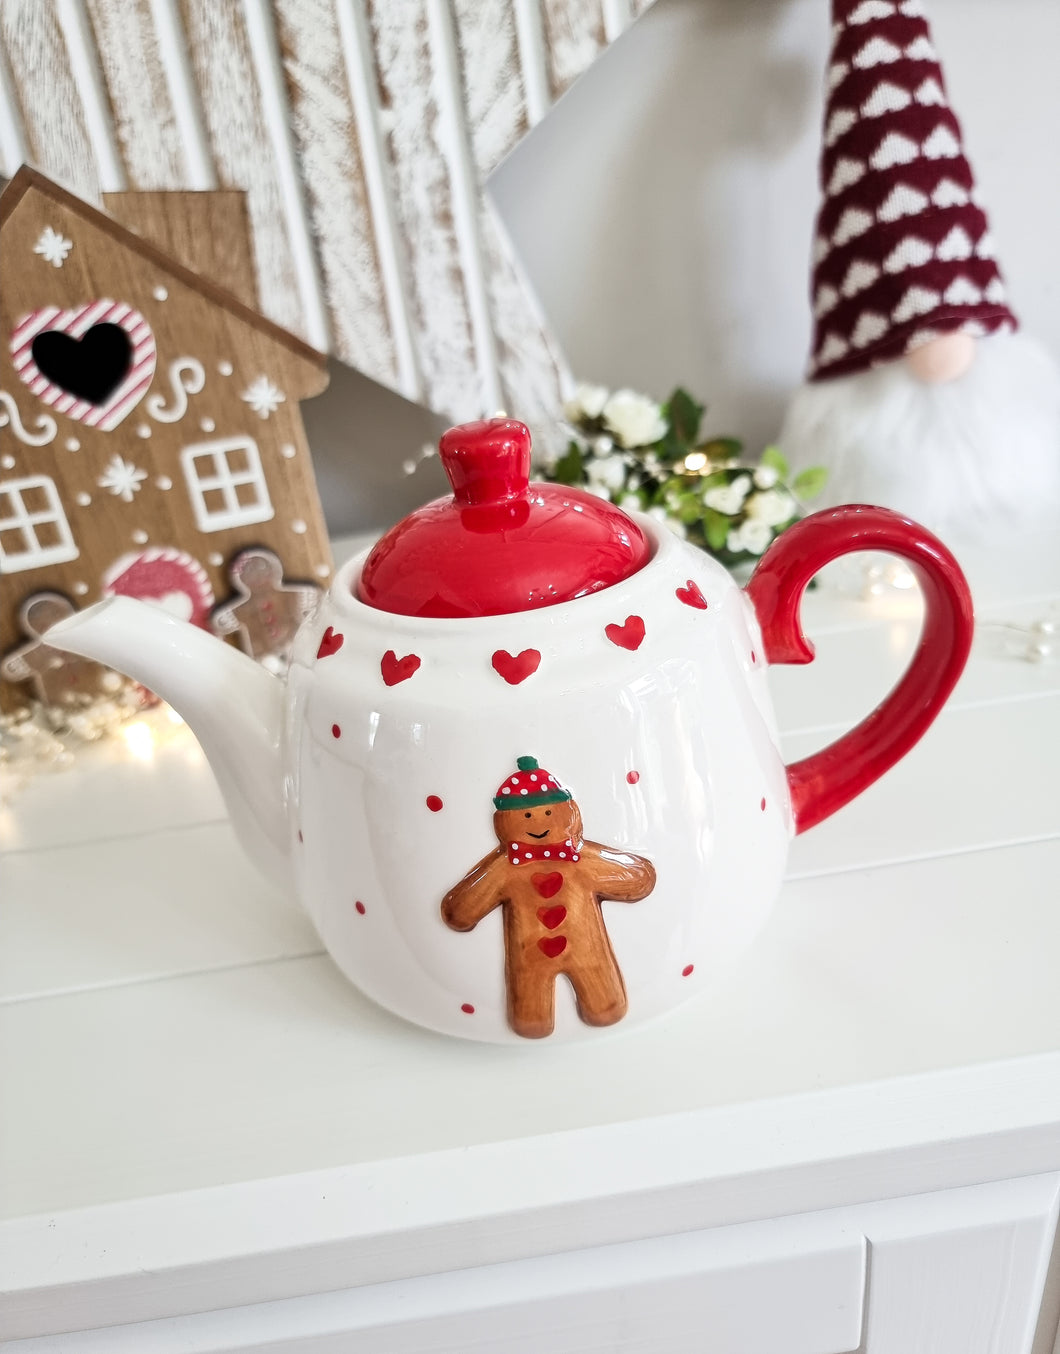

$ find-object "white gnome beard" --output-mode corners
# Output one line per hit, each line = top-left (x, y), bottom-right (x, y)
(779, 332), (1060, 538)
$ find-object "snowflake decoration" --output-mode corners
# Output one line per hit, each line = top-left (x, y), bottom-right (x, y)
(241, 376), (285, 419)
(98, 455), (148, 503)
(33, 226), (73, 267)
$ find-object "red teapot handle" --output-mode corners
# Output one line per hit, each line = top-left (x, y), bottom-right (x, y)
(744, 505), (974, 835)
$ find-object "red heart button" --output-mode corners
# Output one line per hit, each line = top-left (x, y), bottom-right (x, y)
(492, 648), (541, 685)
(531, 871), (564, 899)
(381, 649), (421, 685)
(537, 904), (567, 929)
(538, 935), (567, 959)
(605, 615), (645, 651)
(317, 626), (344, 659)
(676, 580), (708, 609)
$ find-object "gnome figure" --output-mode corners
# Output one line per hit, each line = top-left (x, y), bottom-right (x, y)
(779, 0), (1060, 537)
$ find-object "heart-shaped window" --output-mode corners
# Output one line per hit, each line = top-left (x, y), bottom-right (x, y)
(31, 322), (132, 406)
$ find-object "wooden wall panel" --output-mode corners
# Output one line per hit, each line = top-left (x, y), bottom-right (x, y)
(274, 0), (397, 390)
(452, 0), (529, 178)
(367, 0), (480, 418)
(178, 0), (305, 340)
(0, 0), (656, 431)
(0, 0), (98, 201)
(482, 207), (568, 458)
(542, 0), (607, 100)
(85, 0), (185, 189)
(450, 0), (566, 448)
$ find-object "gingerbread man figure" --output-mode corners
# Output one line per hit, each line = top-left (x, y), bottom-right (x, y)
(211, 547), (321, 661)
(0, 593), (111, 706)
(442, 756), (656, 1039)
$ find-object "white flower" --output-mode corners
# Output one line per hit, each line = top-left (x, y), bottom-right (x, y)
(593, 434), (614, 455)
(619, 493), (642, 511)
(584, 483), (612, 500)
(727, 519), (774, 555)
(241, 375), (285, 418)
(602, 389), (667, 449)
(586, 453), (627, 494)
(753, 465), (779, 489)
(563, 382), (609, 421)
(745, 489), (795, 526)
(97, 455), (148, 503)
(703, 474), (752, 515)
(34, 226), (73, 267)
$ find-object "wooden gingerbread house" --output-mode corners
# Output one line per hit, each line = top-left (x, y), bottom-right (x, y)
(0, 167), (332, 712)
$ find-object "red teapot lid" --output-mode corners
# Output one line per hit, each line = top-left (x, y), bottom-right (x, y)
(357, 419), (652, 618)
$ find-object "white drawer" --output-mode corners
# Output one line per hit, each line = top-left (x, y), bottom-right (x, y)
(7, 1175), (1057, 1353)
(4, 1210), (866, 1354)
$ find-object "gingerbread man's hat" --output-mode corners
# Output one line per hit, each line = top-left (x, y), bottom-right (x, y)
(494, 756), (572, 809)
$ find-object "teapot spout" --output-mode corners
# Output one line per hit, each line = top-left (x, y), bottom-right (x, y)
(48, 597), (292, 892)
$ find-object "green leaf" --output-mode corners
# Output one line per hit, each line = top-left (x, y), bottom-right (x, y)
(792, 465), (829, 499)
(665, 388), (704, 450)
(551, 442), (584, 486)
(699, 437), (742, 463)
(702, 507), (732, 552)
(760, 444), (789, 478)
(699, 469), (730, 492)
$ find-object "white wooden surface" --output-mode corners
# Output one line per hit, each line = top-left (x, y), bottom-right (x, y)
(2, 530), (1060, 1345)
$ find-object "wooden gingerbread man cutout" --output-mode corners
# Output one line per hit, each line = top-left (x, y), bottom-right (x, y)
(0, 592), (111, 705)
(211, 547), (320, 661)
(442, 756), (656, 1039)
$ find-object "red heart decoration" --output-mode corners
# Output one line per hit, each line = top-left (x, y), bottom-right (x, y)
(605, 615), (645, 651)
(676, 580), (708, 609)
(531, 871), (564, 899)
(538, 935), (567, 959)
(317, 626), (344, 659)
(537, 904), (567, 929)
(381, 649), (421, 686)
(492, 648), (541, 685)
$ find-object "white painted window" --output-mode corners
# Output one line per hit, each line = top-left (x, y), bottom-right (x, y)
(0, 475), (78, 573)
(180, 436), (274, 533)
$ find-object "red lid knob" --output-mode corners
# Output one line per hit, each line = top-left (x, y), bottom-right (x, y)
(439, 419), (530, 506)
(356, 418), (652, 618)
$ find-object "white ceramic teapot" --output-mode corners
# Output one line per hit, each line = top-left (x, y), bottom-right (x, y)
(51, 419), (973, 1043)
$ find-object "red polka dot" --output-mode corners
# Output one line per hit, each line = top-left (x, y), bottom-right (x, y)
(426, 795), (443, 812)
(682, 964), (694, 977)
(626, 770), (640, 785)
(461, 1002), (475, 1014)
(331, 723), (341, 738)
(354, 900), (366, 915)
(760, 797), (766, 811)
(750, 650), (757, 665)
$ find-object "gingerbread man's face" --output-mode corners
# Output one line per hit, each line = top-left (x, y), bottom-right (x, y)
(493, 799), (582, 847)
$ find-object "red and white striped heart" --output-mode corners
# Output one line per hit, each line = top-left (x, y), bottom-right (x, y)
(10, 299), (157, 431)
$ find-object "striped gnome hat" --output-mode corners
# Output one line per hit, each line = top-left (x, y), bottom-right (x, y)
(809, 0), (1017, 380)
